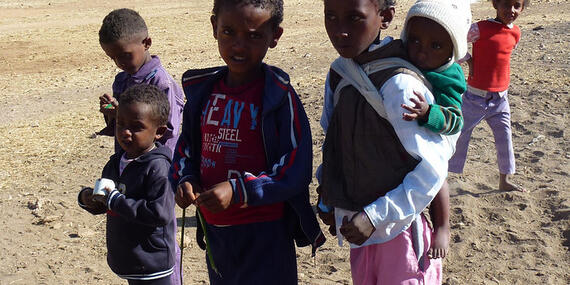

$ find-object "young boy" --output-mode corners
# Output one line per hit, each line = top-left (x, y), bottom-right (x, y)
(97, 8), (184, 157)
(399, 0), (471, 259)
(449, 0), (528, 192)
(317, 0), (457, 283)
(78, 84), (176, 285)
(170, 0), (325, 283)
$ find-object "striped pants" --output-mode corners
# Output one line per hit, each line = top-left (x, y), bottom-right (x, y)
(448, 89), (515, 174)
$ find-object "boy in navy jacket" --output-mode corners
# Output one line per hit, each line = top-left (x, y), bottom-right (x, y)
(79, 84), (176, 284)
(170, 0), (324, 283)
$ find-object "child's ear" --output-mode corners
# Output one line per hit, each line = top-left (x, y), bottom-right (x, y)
(143, 37), (152, 50)
(269, 27), (284, 49)
(379, 7), (395, 30)
(155, 125), (167, 140)
(211, 15), (218, 40)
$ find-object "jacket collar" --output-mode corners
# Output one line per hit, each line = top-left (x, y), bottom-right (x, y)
(183, 63), (291, 116)
(126, 55), (161, 84)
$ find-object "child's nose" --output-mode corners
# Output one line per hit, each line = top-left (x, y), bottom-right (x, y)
(232, 37), (247, 50)
(119, 128), (132, 138)
(337, 30), (349, 39)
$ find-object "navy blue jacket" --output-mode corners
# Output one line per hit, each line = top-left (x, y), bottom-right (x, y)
(170, 64), (325, 252)
(82, 144), (176, 280)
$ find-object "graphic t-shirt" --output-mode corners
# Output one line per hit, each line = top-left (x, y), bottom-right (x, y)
(199, 76), (283, 225)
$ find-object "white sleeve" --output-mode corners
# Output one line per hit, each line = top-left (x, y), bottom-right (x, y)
(362, 73), (454, 243)
(316, 72), (335, 184)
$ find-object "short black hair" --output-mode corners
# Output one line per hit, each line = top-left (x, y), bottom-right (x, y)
(99, 8), (148, 44)
(212, 0), (284, 29)
(376, 0), (396, 10)
(118, 85), (170, 126)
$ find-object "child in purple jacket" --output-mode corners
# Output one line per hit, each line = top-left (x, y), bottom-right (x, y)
(96, 8), (184, 157)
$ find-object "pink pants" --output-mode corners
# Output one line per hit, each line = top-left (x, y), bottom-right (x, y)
(350, 215), (442, 285)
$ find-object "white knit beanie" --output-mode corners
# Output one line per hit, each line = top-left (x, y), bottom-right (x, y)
(401, 0), (472, 65)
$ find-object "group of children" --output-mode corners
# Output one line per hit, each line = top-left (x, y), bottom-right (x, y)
(77, 0), (529, 284)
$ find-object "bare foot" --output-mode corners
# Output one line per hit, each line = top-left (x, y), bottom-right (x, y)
(428, 225), (450, 259)
(499, 174), (527, 192)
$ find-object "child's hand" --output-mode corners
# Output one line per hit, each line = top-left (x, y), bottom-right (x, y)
(195, 181), (233, 213)
(175, 181), (201, 209)
(339, 212), (375, 245)
(401, 91), (429, 121)
(99, 93), (118, 118)
(79, 187), (107, 213)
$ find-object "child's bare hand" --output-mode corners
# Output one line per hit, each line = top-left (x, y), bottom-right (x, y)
(195, 181), (233, 213)
(339, 212), (375, 245)
(401, 91), (429, 121)
(176, 181), (201, 209)
(99, 93), (118, 118)
(79, 188), (107, 212)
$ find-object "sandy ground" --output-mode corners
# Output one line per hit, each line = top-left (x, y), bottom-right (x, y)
(0, 0), (568, 284)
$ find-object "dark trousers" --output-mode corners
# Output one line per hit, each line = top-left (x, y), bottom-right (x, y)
(206, 219), (297, 285)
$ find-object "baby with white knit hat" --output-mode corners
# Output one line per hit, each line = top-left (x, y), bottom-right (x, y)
(399, 0), (472, 260)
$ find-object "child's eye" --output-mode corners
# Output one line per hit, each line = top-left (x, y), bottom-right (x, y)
(408, 37), (419, 45)
(350, 15), (362, 22)
(222, 28), (232, 35)
(431, 42), (442, 49)
(325, 14), (336, 21)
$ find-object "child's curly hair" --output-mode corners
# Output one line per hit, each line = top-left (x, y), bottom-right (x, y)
(376, 0), (396, 9)
(212, 0), (284, 29)
(119, 85), (170, 126)
(99, 8), (148, 44)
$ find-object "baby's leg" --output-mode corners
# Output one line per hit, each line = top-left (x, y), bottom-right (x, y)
(429, 180), (450, 259)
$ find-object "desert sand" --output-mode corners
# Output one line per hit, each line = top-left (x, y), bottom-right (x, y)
(0, 0), (568, 284)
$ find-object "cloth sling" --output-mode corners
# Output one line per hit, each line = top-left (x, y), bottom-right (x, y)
(330, 56), (430, 270)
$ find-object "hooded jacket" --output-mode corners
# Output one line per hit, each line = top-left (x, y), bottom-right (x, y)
(171, 64), (325, 252)
(82, 143), (176, 280)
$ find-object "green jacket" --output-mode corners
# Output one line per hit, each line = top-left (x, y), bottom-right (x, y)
(419, 63), (466, 135)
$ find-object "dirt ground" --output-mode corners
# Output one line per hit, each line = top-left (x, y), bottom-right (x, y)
(0, 0), (568, 284)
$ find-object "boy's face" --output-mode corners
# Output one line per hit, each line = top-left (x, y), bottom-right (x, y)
(115, 102), (165, 159)
(406, 17), (453, 70)
(324, 0), (393, 59)
(101, 36), (151, 75)
(493, 0), (524, 25)
(211, 4), (283, 86)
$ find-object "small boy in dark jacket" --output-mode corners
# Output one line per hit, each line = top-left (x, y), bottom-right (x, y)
(79, 84), (176, 285)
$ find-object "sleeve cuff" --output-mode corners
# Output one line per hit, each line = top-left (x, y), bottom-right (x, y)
(229, 177), (247, 205)
(107, 189), (122, 210)
(318, 198), (333, 213)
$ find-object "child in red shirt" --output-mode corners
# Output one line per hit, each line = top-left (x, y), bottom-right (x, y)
(449, 0), (529, 192)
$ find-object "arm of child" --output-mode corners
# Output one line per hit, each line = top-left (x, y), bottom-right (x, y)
(315, 73), (337, 235)
(413, 65), (466, 135)
(107, 162), (175, 226)
(170, 105), (202, 208)
(359, 73), (453, 243)
(223, 85), (313, 207)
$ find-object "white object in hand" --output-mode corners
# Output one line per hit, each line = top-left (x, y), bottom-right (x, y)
(93, 178), (116, 196)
